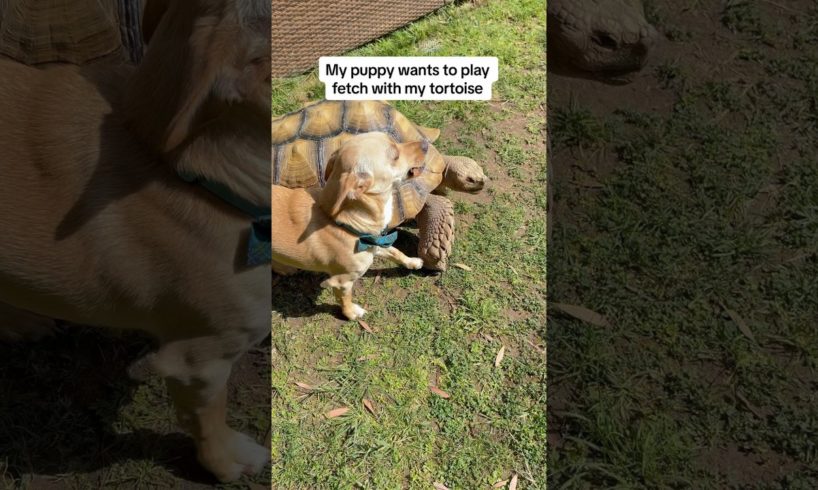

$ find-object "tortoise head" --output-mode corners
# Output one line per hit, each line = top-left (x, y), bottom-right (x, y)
(442, 156), (487, 194)
(548, 0), (657, 74)
(408, 125), (488, 194)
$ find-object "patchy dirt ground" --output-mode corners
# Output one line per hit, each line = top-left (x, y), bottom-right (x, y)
(548, 0), (818, 487)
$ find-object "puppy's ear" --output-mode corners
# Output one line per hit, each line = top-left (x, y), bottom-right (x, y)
(330, 171), (373, 217)
(418, 126), (440, 142)
(163, 27), (223, 152)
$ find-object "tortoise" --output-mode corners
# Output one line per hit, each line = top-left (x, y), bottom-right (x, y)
(549, 0), (657, 74)
(272, 100), (487, 271)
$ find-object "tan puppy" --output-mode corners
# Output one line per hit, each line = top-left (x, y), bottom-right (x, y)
(272, 132), (427, 320)
(0, 0), (271, 482)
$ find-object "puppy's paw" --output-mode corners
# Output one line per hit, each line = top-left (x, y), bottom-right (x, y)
(405, 257), (424, 270)
(198, 429), (269, 482)
(229, 431), (269, 476)
(343, 303), (367, 321)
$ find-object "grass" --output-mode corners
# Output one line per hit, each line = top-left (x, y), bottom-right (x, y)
(0, 326), (272, 489)
(548, 0), (818, 487)
(272, 0), (546, 488)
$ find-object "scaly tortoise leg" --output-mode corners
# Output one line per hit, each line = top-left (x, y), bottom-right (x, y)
(416, 194), (455, 272)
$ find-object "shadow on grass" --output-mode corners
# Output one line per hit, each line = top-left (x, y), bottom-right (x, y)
(0, 328), (219, 485)
(272, 228), (436, 320)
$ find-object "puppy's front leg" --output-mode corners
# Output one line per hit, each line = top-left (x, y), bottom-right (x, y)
(375, 246), (424, 270)
(153, 339), (268, 482)
(322, 274), (366, 320)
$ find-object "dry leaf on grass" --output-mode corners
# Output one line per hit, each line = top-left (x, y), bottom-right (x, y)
(429, 385), (451, 399)
(492, 479), (509, 488)
(453, 263), (473, 271)
(494, 345), (506, 367)
(325, 407), (350, 419)
(356, 353), (379, 362)
(723, 306), (756, 343)
(358, 320), (375, 333)
(551, 302), (610, 327)
(433, 482), (450, 490)
(362, 398), (376, 415)
(294, 381), (315, 391)
(509, 473), (518, 490)
(526, 338), (545, 355)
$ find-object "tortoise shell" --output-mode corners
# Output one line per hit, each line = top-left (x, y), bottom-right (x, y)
(272, 100), (445, 228)
(0, 0), (125, 64)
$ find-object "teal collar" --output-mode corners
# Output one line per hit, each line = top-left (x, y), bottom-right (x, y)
(178, 170), (271, 266)
(336, 222), (398, 253)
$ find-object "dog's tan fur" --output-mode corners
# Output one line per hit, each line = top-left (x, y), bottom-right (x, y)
(0, 0), (271, 482)
(271, 133), (426, 320)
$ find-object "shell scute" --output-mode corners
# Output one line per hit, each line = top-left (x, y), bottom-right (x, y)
(344, 101), (391, 134)
(272, 112), (303, 146)
(277, 139), (320, 188)
(300, 101), (344, 140)
(390, 110), (426, 143)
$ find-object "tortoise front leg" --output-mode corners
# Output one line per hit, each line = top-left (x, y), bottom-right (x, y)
(416, 194), (455, 271)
